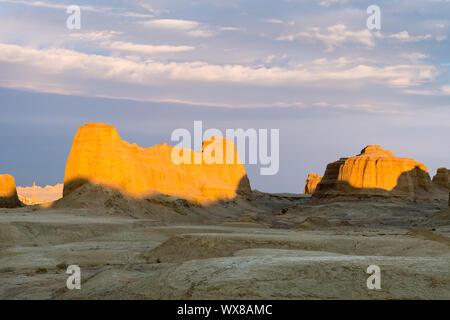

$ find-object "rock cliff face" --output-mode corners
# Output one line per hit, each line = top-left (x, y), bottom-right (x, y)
(303, 173), (322, 194)
(313, 145), (434, 200)
(432, 168), (449, 190)
(0, 174), (22, 208)
(63, 123), (251, 204)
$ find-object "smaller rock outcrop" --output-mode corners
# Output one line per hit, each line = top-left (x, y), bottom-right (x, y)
(303, 173), (322, 195)
(313, 145), (434, 201)
(0, 174), (22, 208)
(432, 168), (449, 190)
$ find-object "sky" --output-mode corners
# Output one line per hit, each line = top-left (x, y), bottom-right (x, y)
(0, 0), (449, 193)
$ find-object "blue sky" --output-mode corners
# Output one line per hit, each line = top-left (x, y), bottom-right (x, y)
(0, 0), (449, 192)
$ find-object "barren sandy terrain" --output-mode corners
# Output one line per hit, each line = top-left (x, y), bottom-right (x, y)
(0, 192), (449, 300)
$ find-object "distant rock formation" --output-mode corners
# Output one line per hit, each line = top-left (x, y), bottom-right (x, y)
(303, 173), (322, 194)
(0, 174), (22, 208)
(63, 123), (251, 205)
(432, 168), (449, 190)
(17, 183), (63, 205)
(313, 145), (435, 201)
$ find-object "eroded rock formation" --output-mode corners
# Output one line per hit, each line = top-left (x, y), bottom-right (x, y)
(303, 173), (322, 194)
(17, 183), (63, 205)
(63, 123), (251, 204)
(313, 145), (434, 201)
(0, 174), (22, 208)
(432, 168), (449, 190)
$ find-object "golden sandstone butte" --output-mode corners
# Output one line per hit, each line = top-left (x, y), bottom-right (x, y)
(0, 174), (22, 208)
(303, 173), (322, 195)
(313, 145), (435, 200)
(63, 123), (251, 204)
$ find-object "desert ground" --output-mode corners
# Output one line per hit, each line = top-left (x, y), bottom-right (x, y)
(0, 187), (449, 300)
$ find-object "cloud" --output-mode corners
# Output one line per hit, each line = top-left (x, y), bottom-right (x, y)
(318, 0), (348, 7)
(264, 55), (276, 64)
(262, 18), (294, 26)
(277, 24), (375, 50)
(93, 96), (307, 109)
(219, 26), (241, 31)
(139, 19), (200, 30)
(388, 31), (433, 42)
(278, 25), (441, 50)
(0, 79), (83, 96)
(0, 0), (156, 18)
(102, 41), (195, 54)
(120, 12), (155, 18)
(442, 85), (450, 95)
(69, 31), (123, 41)
(0, 43), (439, 89)
(138, 2), (167, 15)
(140, 3), (156, 12)
(402, 89), (435, 96)
(0, 0), (110, 12)
(284, 0), (348, 6)
(312, 102), (330, 107)
(398, 52), (428, 62)
(263, 19), (284, 24)
(0, 81), (405, 114)
(68, 31), (194, 54)
(139, 19), (215, 38)
(403, 85), (450, 96)
(186, 30), (215, 38)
